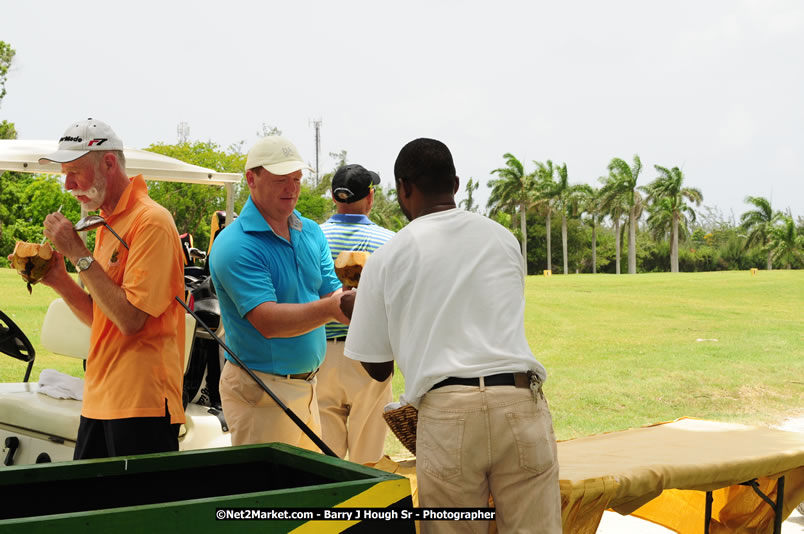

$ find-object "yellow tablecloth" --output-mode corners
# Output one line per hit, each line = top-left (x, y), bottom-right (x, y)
(374, 418), (804, 534)
(560, 418), (804, 533)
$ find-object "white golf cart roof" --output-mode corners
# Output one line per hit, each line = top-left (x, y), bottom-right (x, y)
(0, 140), (241, 221)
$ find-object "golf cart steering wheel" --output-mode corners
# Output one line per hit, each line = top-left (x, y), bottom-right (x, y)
(0, 310), (36, 381)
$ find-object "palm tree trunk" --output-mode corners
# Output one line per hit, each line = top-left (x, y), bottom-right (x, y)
(562, 213), (568, 275)
(628, 206), (637, 274)
(766, 250), (773, 271)
(592, 215), (597, 274)
(546, 211), (552, 272)
(671, 212), (679, 273)
(519, 202), (527, 275)
(614, 218), (621, 275)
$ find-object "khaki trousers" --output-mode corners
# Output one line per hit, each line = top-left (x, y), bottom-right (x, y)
(317, 338), (393, 464)
(219, 362), (322, 452)
(417, 381), (561, 534)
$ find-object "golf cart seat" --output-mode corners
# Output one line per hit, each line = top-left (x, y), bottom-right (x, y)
(0, 306), (84, 460)
(0, 382), (81, 442)
(40, 298), (197, 372)
(41, 298), (90, 360)
(40, 297), (197, 378)
(0, 300), (198, 456)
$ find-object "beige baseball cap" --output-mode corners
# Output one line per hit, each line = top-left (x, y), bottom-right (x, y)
(39, 118), (124, 164)
(245, 136), (313, 175)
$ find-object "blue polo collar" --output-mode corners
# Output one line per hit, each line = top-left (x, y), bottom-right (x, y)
(239, 197), (303, 234)
(326, 213), (372, 225)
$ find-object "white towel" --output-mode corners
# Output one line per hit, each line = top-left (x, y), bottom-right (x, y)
(384, 402), (404, 413)
(37, 368), (84, 400)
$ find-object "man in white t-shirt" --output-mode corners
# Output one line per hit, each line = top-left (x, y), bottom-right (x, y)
(343, 138), (561, 533)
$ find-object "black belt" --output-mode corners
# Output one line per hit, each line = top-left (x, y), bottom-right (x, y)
(430, 372), (531, 391)
(327, 336), (347, 342)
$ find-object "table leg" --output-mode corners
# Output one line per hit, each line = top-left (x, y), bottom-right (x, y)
(741, 476), (785, 534)
(774, 477), (785, 534)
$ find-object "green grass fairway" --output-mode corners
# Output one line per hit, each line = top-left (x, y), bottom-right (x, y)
(2, 268), (802, 458)
(526, 270), (803, 440)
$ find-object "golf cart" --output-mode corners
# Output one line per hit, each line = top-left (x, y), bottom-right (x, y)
(0, 140), (241, 466)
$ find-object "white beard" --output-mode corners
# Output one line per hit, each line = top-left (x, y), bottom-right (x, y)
(70, 179), (106, 211)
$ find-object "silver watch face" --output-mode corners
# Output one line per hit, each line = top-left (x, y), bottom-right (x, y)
(77, 256), (93, 272)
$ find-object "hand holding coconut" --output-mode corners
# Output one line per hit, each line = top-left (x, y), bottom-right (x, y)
(10, 241), (57, 294)
(334, 250), (369, 320)
(8, 209), (83, 293)
(334, 250), (369, 289)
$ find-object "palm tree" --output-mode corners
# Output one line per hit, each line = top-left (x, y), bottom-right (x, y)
(577, 184), (602, 274)
(599, 175), (631, 275)
(643, 165), (703, 272)
(767, 214), (804, 269)
(645, 196), (697, 267)
(644, 197), (672, 241)
(605, 155), (644, 274)
(488, 154), (537, 273)
(487, 190), (518, 233)
(533, 160), (557, 272)
(369, 185), (407, 232)
(740, 196), (779, 270)
(459, 178), (480, 213)
(553, 163), (588, 274)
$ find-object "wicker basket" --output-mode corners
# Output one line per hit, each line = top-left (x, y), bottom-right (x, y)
(382, 404), (419, 456)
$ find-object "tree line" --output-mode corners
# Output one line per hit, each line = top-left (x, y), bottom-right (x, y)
(2, 140), (802, 274)
(482, 153), (803, 274)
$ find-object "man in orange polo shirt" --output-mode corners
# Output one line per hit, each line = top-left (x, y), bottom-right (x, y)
(38, 118), (186, 459)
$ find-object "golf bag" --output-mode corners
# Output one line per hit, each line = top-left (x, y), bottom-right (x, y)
(181, 210), (236, 413)
(183, 275), (225, 410)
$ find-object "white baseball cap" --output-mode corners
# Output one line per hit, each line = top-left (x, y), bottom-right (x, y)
(245, 136), (313, 175)
(39, 118), (124, 164)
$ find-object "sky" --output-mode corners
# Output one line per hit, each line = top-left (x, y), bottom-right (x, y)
(2, 0), (803, 223)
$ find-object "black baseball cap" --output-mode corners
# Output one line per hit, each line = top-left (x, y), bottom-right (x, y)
(331, 164), (381, 203)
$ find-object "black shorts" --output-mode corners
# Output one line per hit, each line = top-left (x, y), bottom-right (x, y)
(73, 401), (181, 460)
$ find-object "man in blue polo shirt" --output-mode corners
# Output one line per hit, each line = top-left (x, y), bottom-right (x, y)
(210, 135), (350, 451)
(318, 164), (396, 464)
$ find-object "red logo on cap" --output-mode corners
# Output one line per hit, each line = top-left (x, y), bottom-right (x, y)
(88, 138), (108, 146)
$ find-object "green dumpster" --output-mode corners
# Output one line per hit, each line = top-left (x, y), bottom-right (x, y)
(0, 443), (414, 533)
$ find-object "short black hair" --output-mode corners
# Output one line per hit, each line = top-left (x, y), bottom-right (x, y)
(393, 138), (456, 195)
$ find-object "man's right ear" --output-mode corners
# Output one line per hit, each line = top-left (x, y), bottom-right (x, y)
(398, 178), (413, 198)
(245, 169), (256, 188)
(102, 152), (118, 173)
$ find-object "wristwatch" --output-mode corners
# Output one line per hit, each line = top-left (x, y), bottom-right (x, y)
(76, 256), (95, 273)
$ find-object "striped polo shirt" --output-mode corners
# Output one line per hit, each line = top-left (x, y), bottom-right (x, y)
(320, 213), (395, 339)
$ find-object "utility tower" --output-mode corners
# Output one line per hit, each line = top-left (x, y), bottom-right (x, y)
(309, 118), (322, 186)
(177, 121), (190, 144)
